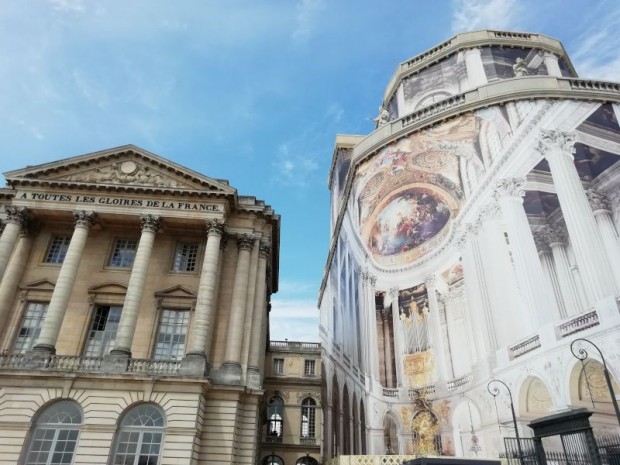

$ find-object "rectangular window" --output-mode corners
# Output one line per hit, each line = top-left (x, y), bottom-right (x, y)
(84, 306), (122, 357)
(109, 239), (138, 268)
(172, 243), (199, 272)
(273, 358), (284, 375)
(304, 359), (316, 376)
(14, 302), (48, 353)
(45, 235), (71, 264)
(154, 310), (190, 360)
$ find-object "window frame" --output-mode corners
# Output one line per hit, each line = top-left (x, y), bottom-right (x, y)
(22, 400), (82, 465)
(170, 242), (200, 273)
(153, 308), (190, 361)
(44, 234), (72, 265)
(273, 358), (284, 375)
(83, 305), (123, 358)
(304, 359), (316, 376)
(300, 397), (316, 439)
(13, 301), (48, 354)
(267, 396), (284, 440)
(108, 238), (139, 268)
(110, 403), (166, 465)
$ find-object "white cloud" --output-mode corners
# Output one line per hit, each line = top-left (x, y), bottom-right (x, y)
(568, 5), (620, 80)
(451, 0), (521, 33)
(292, 0), (326, 43)
(48, 0), (85, 13)
(273, 143), (319, 188)
(269, 298), (319, 342)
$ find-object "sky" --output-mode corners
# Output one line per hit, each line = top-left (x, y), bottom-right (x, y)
(1, 0), (619, 342)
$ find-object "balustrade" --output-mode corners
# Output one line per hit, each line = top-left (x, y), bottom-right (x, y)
(509, 335), (542, 359)
(558, 310), (600, 337)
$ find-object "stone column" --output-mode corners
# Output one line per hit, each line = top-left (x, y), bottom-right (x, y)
(495, 178), (557, 326)
(0, 207), (29, 283)
(541, 51), (562, 77)
(33, 211), (97, 353)
(241, 238), (260, 370)
(110, 214), (160, 357)
(179, 219), (225, 376)
(424, 275), (448, 386)
(464, 48), (488, 89)
(247, 243), (270, 388)
(376, 305), (386, 386)
(0, 221), (36, 338)
(541, 224), (583, 316)
(536, 130), (616, 305)
(587, 189), (620, 294)
(533, 231), (567, 320)
(367, 274), (380, 383)
(220, 234), (254, 384)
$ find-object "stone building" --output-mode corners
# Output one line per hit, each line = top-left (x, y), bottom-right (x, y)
(319, 30), (620, 461)
(0, 145), (280, 465)
(260, 340), (322, 465)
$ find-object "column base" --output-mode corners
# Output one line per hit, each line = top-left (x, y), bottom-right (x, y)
(246, 366), (261, 389)
(102, 352), (130, 374)
(179, 353), (210, 377)
(24, 350), (53, 369)
(214, 361), (242, 385)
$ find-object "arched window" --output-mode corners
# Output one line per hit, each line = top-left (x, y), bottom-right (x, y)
(300, 397), (316, 439)
(110, 403), (165, 465)
(267, 397), (284, 440)
(297, 455), (319, 465)
(263, 455), (284, 465)
(23, 400), (82, 465)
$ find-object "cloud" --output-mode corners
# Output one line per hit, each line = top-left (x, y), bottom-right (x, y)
(273, 143), (319, 188)
(292, 0), (326, 43)
(568, 4), (620, 80)
(269, 298), (319, 342)
(48, 0), (85, 13)
(451, 0), (522, 33)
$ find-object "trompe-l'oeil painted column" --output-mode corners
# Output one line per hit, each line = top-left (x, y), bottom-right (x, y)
(424, 275), (448, 386)
(536, 130), (616, 305)
(179, 219), (225, 376)
(0, 207), (29, 283)
(33, 211), (97, 353)
(586, 189), (620, 294)
(111, 214), (160, 357)
(220, 234), (254, 384)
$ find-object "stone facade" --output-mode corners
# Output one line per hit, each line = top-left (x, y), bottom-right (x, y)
(0, 145), (280, 465)
(260, 340), (323, 465)
(319, 30), (620, 461)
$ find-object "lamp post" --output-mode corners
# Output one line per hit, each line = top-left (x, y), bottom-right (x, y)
(570, 337), (620, 428)
(487, 379), (523, 465)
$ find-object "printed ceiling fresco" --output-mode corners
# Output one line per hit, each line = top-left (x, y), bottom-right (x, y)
(354, 113), (497, 266)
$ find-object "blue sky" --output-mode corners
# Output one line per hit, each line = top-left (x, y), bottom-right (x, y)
(1, 0), (619, 342)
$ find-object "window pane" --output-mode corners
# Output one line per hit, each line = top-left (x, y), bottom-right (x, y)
(109, 239), (138, 268)
(154, 310), (189, 360)
(14, 302), (48, 353)
(84, 306), (122, 357)
(45, 235), (71, 264)
(273, 358), (284, 374)
(172, 243), (199, 272)
(113, 405), (164, 465)
(304, 359), (315, 376)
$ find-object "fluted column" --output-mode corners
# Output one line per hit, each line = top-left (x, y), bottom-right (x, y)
(383, 300), (394, 388)
(111, 214), (160, 357)
(376, 305), (386, 386)
(464, 48), (488, 89)
(495, 178), (557, 326)
(0, 207), (29, 283)
(0, 221), (36, 338)
(587, 189), (620, 294)
(241, 238), (260, 369)
(537, 130), (616, 304)
(180, 220), (225, 376)
(424, 275), (448, 385)
(541, 224), (583, 316)
(33, 211), (97, 353)
(367, 274), (380, 382)
(220, 234), (254, 384)
(247, 243), (270, 388)
(533, 231), (567, 320)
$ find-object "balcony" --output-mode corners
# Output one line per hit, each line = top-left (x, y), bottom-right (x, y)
(300, 437), (316, 445)
(270, 341), (321, 353)
(0, 353), (181, 376)
(557, 310), (599, 338)
(508, 334), (541, 360)
(447, 373), (473, 391)
(382, 388), (399, 398)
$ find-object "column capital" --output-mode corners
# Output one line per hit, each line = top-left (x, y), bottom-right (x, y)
(389, 287), (399, 299)
(586, 189), (610, 213)
(237, 234), (255, 251)
(424, 275), (437, 289)
(205, 219), (226, 237)
(259, 242), (271, 259)
(494, 177), (527, 199)
(454, 222), (479, 251)
(20, 217), (40, 238)
(541, 223), (568, 246)
(368, 273), (377, 289)
(73, 210), (98, 229)
(536, 129), (576, 158)
(4, 206), (30, 226)
(533, 231), (551, 255)
(139, 214), (160, 233)
(478, 199), (502, 222)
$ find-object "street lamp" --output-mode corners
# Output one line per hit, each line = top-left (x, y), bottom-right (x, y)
(570, 337), (620, 428)
(487, 379), (523, 465)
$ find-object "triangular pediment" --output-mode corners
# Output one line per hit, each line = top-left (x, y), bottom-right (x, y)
(88, 282), (128, 295)
(154, 285), (197, 299)
(20, 279), (56, 292)
(4, 145), (236, 196)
